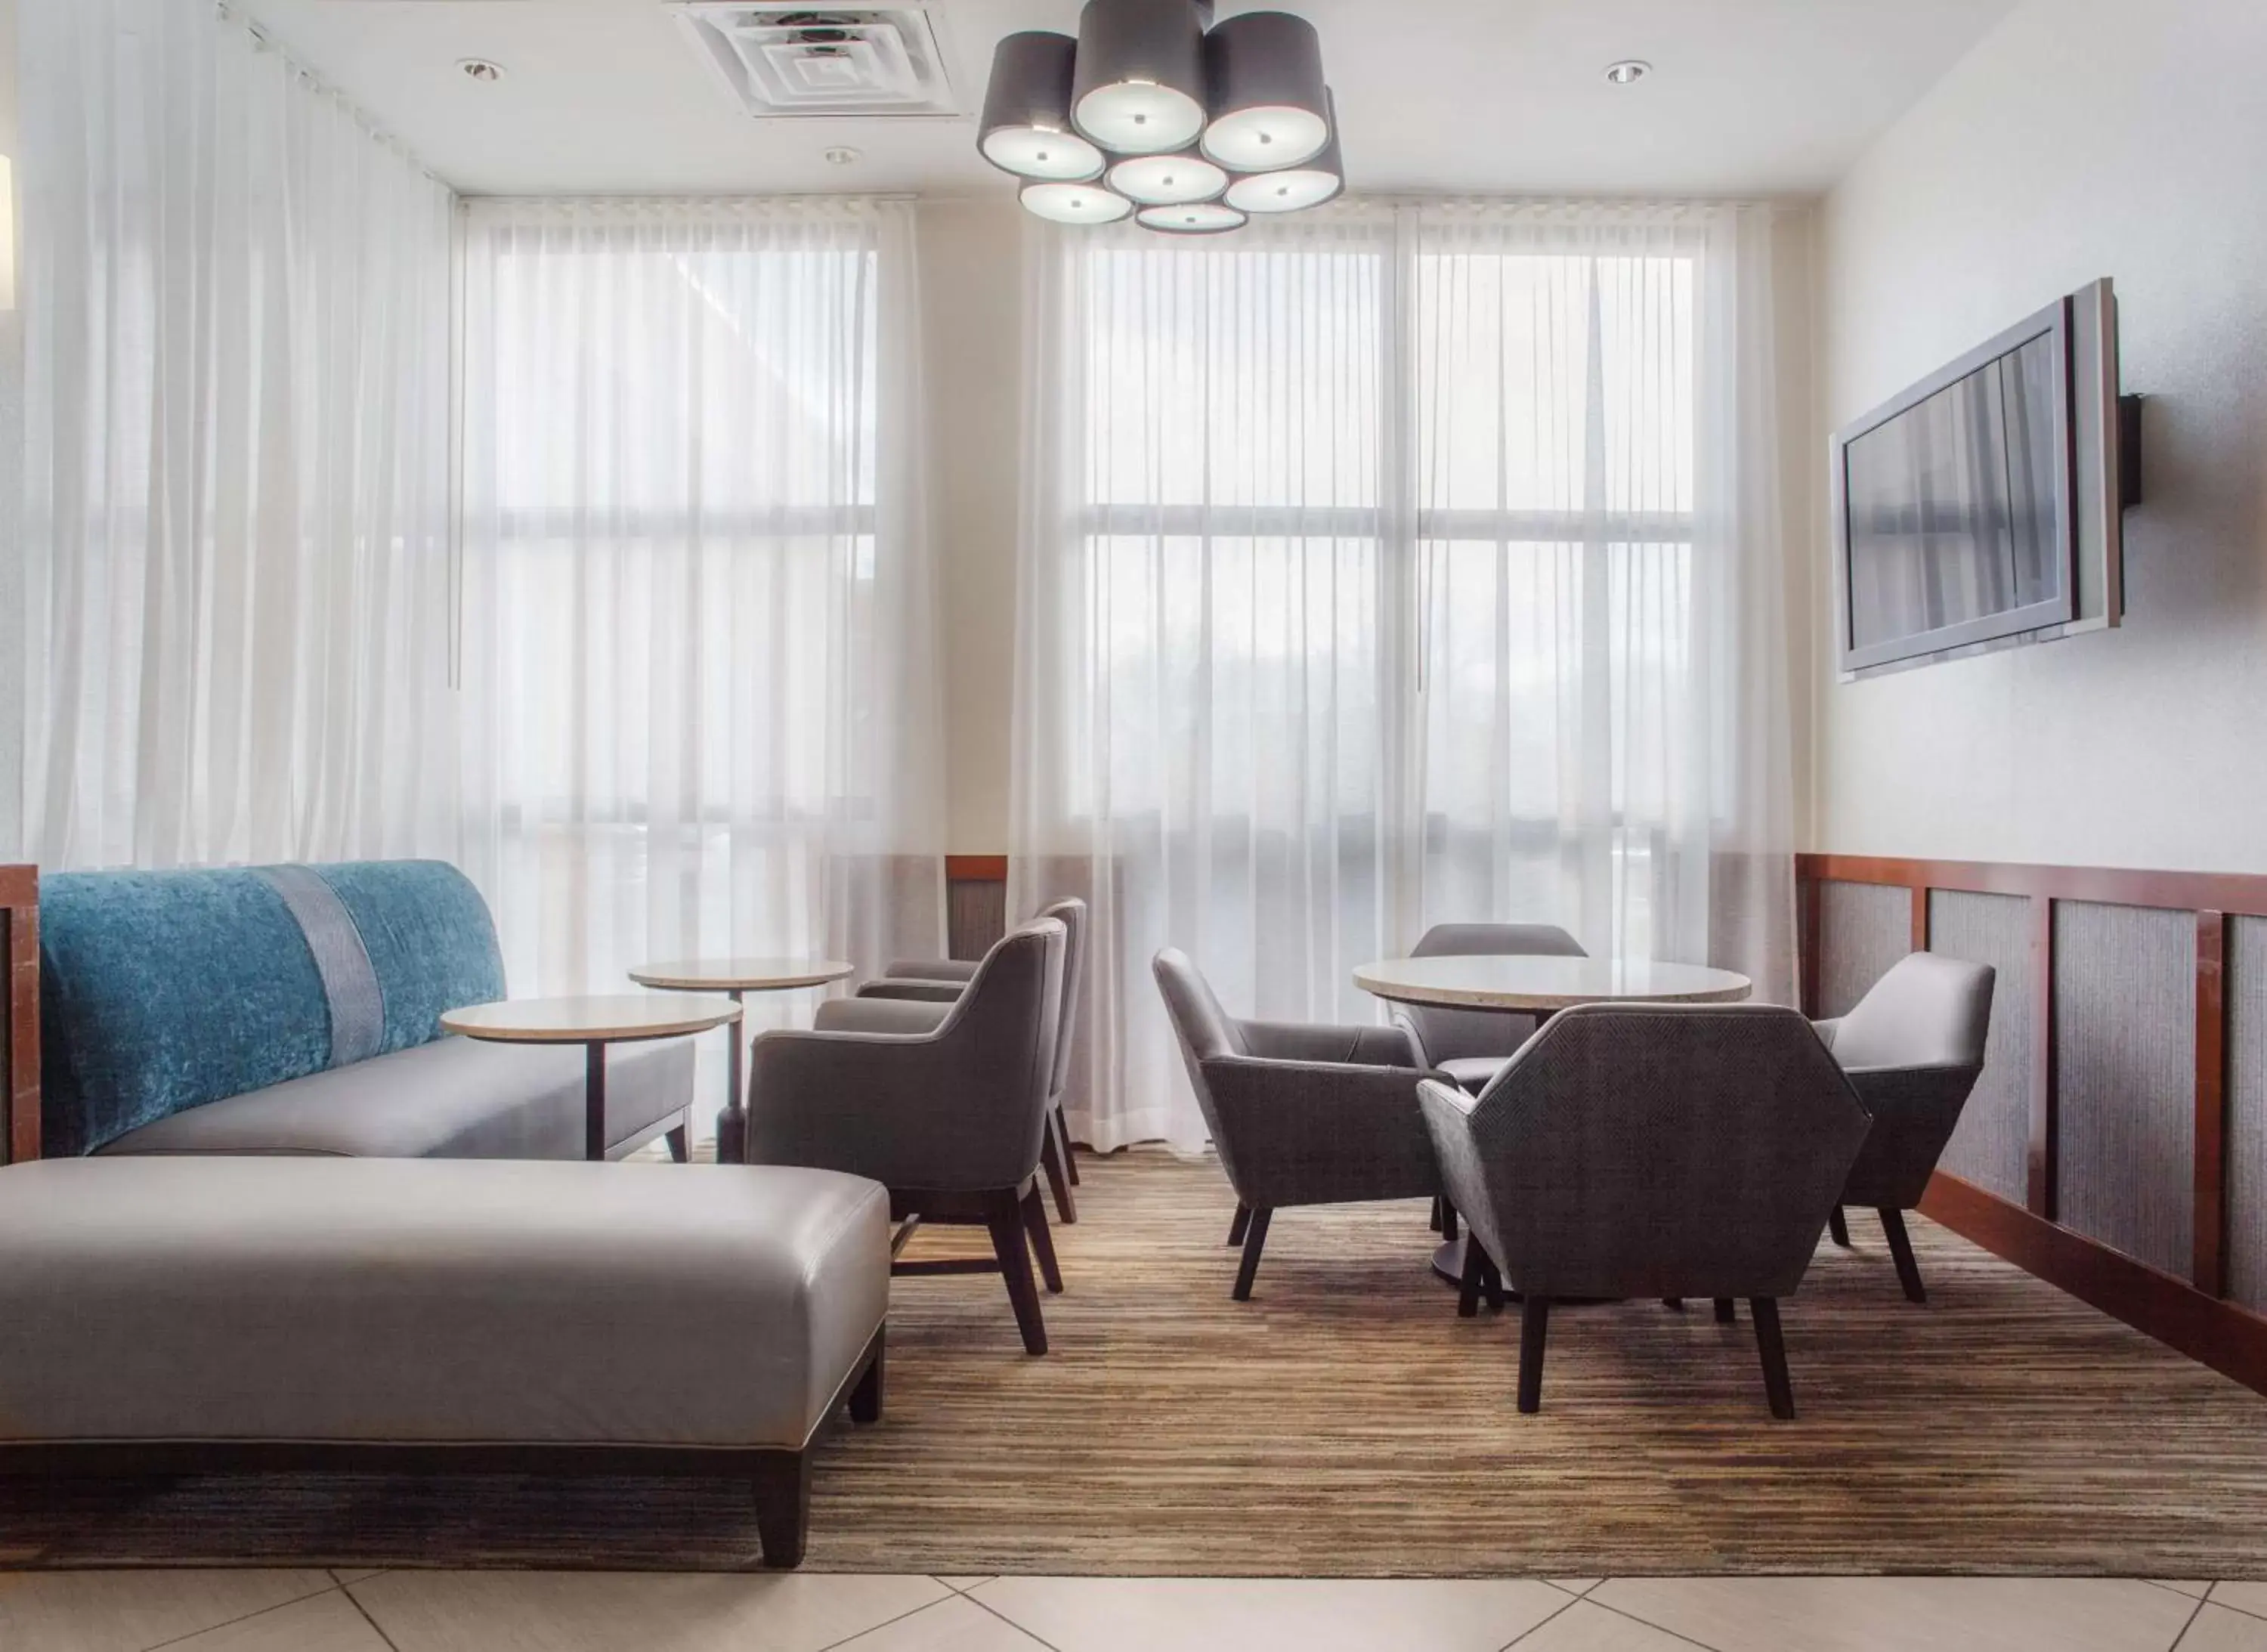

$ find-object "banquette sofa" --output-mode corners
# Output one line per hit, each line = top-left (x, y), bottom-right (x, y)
(38, 859), (692, 1159)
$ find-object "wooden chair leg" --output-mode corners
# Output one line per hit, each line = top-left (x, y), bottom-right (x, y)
(1751, 1297), (1795, 1420)
(1228, 1203), (1251, 1248)
(1039, 1118), (1078, 1224)
(1827, 1206), (1851, 1248)
(1430, 1196), (1445, 1235)
(1713, 1298), (1736, 1324)
(1440, 1201), (1460, 1243)
(664, 1124), (690, 1163)
(1058, 1105), (1081, 1184)
(1021, 1185), (1065, 1295)
(1232, 1206), (1273, 1301)
(1880, 1207), (1927, 1303)
(751, 1452), (813, 1569)
(1482, 1258), (1505, 1313)
(1662, 1297), (1686, 1310)
(849, 1340), (886, 1425)
(985, 1192), (1050, 1355)
(1457, 1234), (1486, 1319)
(1517, 1296), (1551, 1415)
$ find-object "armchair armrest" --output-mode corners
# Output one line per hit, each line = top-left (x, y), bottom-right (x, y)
(815, 997), (953, 1035)
(883, 958), (982, 985)
(858, 978), (966, 1004)
(1239, 1019), (1421, 1069)
(1388, 1006), (1436, 1071)
(1198, 1054), (1442, 1207)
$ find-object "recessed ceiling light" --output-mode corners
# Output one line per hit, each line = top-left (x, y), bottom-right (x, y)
(1604, 60), (1652, 86)
(458, 58), (505, 85)
(824, 147), (864, 166)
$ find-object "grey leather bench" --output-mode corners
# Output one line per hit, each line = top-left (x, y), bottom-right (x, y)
(0, 1157), (891, 1568)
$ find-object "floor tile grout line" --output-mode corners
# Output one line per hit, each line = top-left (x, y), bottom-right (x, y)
(814, 1587), (997, 1652)
(1497, 1589), (1583, 1649)
(2204, 1586), (2267, 1626)
(339, 1579), (404, 1652)
(963, 1587), (1070, 1652)
(2168, 1592), (2211, 1651)
(138, 1578), (346, 1652)
(1580, 1593), (1735, 1652)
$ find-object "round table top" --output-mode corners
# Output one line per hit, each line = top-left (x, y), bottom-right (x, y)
(441, 994), (744, 1044)
(627, 958), (855, 992)
(1353, 954), (1753, 1013)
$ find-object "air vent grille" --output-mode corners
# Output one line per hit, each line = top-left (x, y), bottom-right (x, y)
(675, 3), (957, 119)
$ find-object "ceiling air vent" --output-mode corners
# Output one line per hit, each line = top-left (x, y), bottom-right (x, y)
(674, 4), (957, 119)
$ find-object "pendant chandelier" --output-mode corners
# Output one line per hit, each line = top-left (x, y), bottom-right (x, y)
(977, 1), (1343, 236)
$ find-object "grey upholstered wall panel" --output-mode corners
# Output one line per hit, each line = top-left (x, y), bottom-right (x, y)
(1817, 880), (1913, 1019)
(2229, 916), (2267, 1313)
(1928, 889), (2033, 1205)
(2053, 902), (2195, 1277)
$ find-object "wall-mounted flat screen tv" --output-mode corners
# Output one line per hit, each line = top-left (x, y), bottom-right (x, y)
(1832, 280), (2126, 680)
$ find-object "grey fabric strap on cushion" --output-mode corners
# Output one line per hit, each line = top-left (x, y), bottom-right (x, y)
(256, 865), (385, 1068)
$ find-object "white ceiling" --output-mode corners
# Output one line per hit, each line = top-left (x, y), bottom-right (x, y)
(245, 0), (2020, 200)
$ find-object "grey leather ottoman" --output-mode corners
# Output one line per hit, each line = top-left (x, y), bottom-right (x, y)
(0, 1157), (891, 1567)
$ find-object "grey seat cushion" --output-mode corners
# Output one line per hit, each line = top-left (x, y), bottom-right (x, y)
(97, 1035), (693, 1161)
(0, 1157), (889, 1451)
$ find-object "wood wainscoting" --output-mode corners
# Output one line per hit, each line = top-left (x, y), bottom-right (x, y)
(945, 855), (1011, 963)
(1799, 853), (2267, 1397)
(2, 866), (37, 1165)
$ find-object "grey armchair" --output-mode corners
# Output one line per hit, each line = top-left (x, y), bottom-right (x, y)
(1814, 952), (1996, 1304)
(745, 918), (1066, 1355)
(867, 897), (1088, 1225)
(1152, 948), (1445, 1301)
(1420, 1005), (1870, 1419)
(1390, 923), (1588, 1094)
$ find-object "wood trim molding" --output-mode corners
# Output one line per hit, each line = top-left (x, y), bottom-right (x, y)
(2196, 910), (2229, 1298)
(1922, 1171), (2267, 1398)
(1798, 853), (2267, 918)
(1, 865), (37, 1166)
(945, 855), (1008, 883)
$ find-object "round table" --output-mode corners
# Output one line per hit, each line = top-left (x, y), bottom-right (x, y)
(626, 960), (855, 1165)
(1353, 954), (1754, 1287)
(441, 995), (744, 1162)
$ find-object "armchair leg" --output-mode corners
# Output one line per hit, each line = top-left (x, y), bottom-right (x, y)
(1827, 1206), (1851, 1248)
(751, 1452), (813, 1569)
(1440, 1202), (1460, 1244)
(1482, 1258), (1505, 1313)
(985, 1192), (1050, 1355)
(1751, 1297), (1795, 1420)
(1881, 1207), (1927, 1303)
(665, 1123), (690, 1164)
(1058, 1105), (1081, 1184)
(1228, 1203), (1251, 1248)
(1713, 1298), (1736, 1324)
(1662, 1297), (1685, 1310)
(849, 1339), (886, 1425)
(1430, 1196), (1445, 1235)
(1232, 1207), (1273, 1302)
(1517, 1296), (1551, 1415)
(1040, 1118), (1078, 1225)
(1021, 1186), (1065, 1295)
(1457, 1234), (1486, 1319)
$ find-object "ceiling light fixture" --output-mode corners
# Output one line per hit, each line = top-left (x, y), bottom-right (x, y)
(457, 58), (506, 84)
(1604, 59), (1652, 85)
(977, 2), (1344, 237)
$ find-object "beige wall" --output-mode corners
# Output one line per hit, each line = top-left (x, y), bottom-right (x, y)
(917, 197), (1026, 855)
(1812, 0), (2267, 871)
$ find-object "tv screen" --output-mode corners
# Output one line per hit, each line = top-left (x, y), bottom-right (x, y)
(1834, 297), (2077, 674)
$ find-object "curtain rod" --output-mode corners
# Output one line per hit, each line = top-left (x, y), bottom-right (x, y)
(218, 1), (454, 193)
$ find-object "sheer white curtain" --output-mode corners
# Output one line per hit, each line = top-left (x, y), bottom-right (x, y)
(19, 0), (459, 868)
(1011, 201), (1794, 1151)
(1413, 203), (1796, 1000)
(1010, 208), (1406, 1152)
(458, 198), (945, 1038)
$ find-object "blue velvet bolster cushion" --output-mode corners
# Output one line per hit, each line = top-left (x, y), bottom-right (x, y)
(39, 862), (507, 1156)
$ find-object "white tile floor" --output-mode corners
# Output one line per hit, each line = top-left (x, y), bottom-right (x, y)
(5, 1572), (2264, 1652)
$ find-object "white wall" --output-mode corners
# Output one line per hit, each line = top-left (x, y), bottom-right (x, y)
(0, 0), (22, 862)
(917, 197), (1025, 855)
(1814, 0), (2267, 871)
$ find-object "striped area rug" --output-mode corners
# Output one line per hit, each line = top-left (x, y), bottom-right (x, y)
(7, 1148), (2266, 1576)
